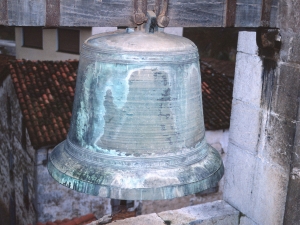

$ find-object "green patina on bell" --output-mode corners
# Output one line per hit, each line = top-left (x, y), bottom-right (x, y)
(47, 14), (224, 200)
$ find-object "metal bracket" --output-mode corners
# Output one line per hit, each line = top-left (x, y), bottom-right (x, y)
(155, 0), (170, 27)
(134, 0), (148, 25)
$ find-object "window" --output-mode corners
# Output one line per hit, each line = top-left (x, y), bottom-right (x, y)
(58, 28), (80, 54)
(23, 27), (43, 49)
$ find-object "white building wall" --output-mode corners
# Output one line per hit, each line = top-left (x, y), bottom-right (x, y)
(15, 27), (91, 61)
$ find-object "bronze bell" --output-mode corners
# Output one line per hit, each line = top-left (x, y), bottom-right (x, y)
(48, 14), (224, 200)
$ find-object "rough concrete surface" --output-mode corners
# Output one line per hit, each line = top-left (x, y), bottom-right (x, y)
(250, 159), (289, 225)
(158, 200), (239, 225)
(278, 0), (300, 224)
(233, 52), (262, 108)
(258, 113), (294, 171)
(109, 213), (165, 225)
(239, 216), (258, 225)
(0, 76), (36, 224)
(224, 29), (294, 225)
(229, 99), (261, 153)
(271, 63), (300, 120)
(107, 201), (239, 225)
(223, 143), (257, 218)
(36, 149), (112, 222)
(237, 32), (258, 55)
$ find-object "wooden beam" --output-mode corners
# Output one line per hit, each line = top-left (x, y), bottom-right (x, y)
(0, 0), (278, 28)
(226, 0), (237, 27)
(46, 0), (60, 27)
(0, 0), (8, 25)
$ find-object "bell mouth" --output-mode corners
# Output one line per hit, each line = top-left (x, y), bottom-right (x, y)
(47, 140), (223, 200)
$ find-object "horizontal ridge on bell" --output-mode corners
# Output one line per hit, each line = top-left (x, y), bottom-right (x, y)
(48, 22), (224, 200)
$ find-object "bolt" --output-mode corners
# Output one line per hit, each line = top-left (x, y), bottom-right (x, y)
(135, 13), (146, 25)
(157, 15), (170, 27)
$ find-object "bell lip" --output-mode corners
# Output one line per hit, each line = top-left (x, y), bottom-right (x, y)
(47, 141), (224, 200)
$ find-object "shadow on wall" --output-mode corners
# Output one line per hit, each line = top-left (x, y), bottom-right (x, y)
(183, 28), (239, 62)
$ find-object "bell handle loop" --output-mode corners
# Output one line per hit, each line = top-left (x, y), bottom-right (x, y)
(133, 0), (148, 25)
(156, 0), (170, 27)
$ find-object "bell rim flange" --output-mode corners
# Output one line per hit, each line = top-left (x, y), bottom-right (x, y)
(47, 141), (224, 200)
(48, 159), (223, 200)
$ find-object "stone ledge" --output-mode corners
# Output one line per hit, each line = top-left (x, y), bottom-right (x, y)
(106, 200), (240, 225)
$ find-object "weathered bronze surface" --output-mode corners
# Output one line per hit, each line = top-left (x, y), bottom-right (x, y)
(47, 28), (224, 200)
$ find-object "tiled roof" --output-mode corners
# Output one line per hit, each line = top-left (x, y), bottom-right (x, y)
(7, 58), (233, 149)
(9, 59), (77, 149)
(0, 54), (15, 83)
(201, 58), (234, 130)
(32, 213), (96, 225)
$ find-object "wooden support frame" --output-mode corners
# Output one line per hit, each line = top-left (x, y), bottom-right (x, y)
(0, 0), (278, 28)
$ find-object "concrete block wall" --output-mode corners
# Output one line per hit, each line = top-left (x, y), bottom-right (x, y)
(224, 31), (292, 225)
(102, 200), (239, 225)
(278, 1), (300, 224)
(36, 148), (112, 223)
(0, 76), (36, 225)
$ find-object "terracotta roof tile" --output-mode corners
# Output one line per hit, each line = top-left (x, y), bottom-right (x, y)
(200, 58), (234, 130)
(8, 59), (78, 149)
(0, 54), (15, 84)
(8, 58), (233, 150)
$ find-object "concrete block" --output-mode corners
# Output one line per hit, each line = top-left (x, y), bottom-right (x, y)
(271, 63), (300, 120)
(110, 213), (165, 225)
(237, 31), (258, 55)
(258, 114), (295, 171)
(229, 99), (261, 153)
(283, 165), (300, 224)
(36, 148), (48, 165)
(233, 52), (263, 107)
(250, 160), (289, 225)
(279, 30), (300, 64)
(206, 129), (229, 154)
(158, 200), (239, 225)
(223, 143), (256, 217)
(279, 1), (300, 32)
(224, 142), (289, 225)
(239, 216), (258, 225)
(140, 191), (222, 215)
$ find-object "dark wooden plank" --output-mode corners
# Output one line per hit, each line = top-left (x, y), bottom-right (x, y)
(0, 0), (8, 25)
(59, 0), (225, 27)
(6, 0), (45, 26)
(235, 0), (262, 27)
(46, 0), (60, 27)
(261, 0), (279, 27)
(226, 0), (237, 27)
(168, 0), (225, 27)
(261, 0), (272, 26)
